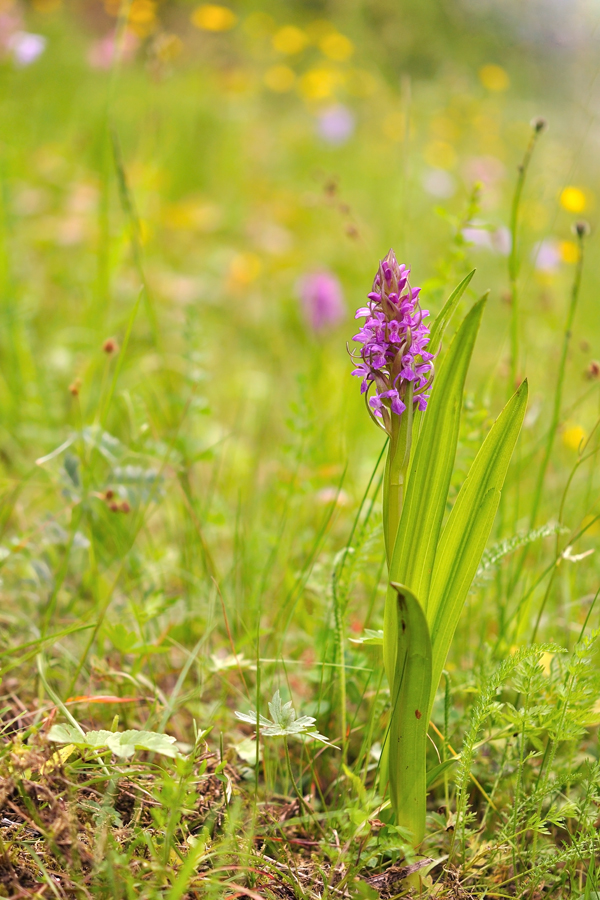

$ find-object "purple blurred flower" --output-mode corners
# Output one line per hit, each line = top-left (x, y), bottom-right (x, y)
(316, 105), (355, 146)
(297, 271), (345, 332)
(350, 250), (434, 433)
(9, 31), (46, 66)
(532, 238), (561, 272)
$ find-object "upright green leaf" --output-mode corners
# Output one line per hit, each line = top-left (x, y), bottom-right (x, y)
(384, 297), (486, 685)
(388, 582), (432, 845)
(427, 381), (528, 713)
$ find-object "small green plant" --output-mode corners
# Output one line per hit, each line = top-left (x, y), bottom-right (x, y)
(350, 251), (528, 846)
(48, 723), (182, 758)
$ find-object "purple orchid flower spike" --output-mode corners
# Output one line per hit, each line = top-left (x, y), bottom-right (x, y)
(350, 249), (434, 435)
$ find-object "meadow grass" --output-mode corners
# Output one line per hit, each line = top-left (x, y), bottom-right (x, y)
(0, 2), (600, 897)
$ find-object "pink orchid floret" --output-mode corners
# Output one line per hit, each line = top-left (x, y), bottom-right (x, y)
(350, 249), (434, 432)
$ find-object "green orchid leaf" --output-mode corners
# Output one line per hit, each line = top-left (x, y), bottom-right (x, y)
(428, 381), (528, 714)
(388, 582), (432, 846)
(384, 296), (486, 686)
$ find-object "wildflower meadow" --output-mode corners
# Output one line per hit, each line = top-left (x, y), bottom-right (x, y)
(1, 0), (600, 897)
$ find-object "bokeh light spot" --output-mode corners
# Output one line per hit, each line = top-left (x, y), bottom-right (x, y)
(382, 111), (404, 141)
(191, 4), (237, 32)
(272, 26), (308, 55)
(560, 186), (586, 213)
(264, 65), (296, 92)
(560, 240), (580, 263)
(562, 424), (586, 451)
(129, 0), (156, 26)
(424, 140), (457, 170)
(299, 68), (338, 100)
(479, 64), (510, 92)
(319, 32), (354, 62)
(230, 252), (262, 284)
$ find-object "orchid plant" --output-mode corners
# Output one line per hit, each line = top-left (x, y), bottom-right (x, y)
(350, 251), (528, 847)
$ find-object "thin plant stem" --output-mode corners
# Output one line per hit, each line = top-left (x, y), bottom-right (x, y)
(282, 737), (324, 836)
(511, 225), (588, 596)
(508, 119), (546, 392)
(529, 227), (587, 529)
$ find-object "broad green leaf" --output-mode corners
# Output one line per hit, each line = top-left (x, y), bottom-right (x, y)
(427, 381), (528, 714)
(48, 724), (82, 744)
(388, 583), (431, 844)
(384, 297), (486, 685)
(428, 269), (476, 356)
(104, 730), (180, 758)
(48, 724), (182, 759)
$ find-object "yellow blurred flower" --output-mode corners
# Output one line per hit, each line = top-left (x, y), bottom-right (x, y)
(319, 31), (354, 61)
(424, 140), (457, 170)
(539, 652), (554, 676)
(129, 0), (156, 25)
(264, 65), (296, 92)
(272, 26), (308, 55)
(299, 68), (338, 100)
(479, 64), (510, 91)
(230, 252), (262, 284)
(191, 4), (237, 32)
(382, 111), (405, 141)
(32, 0), (62, 11)
(562, 424), (586, 451)
(560, 186), (586, 213)
(430, 114), (460, 142)
(560, 240), (580, 263)
(345, 68), (377, 97)
(163, 200), (221, 233)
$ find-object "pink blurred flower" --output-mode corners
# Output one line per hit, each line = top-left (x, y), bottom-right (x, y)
(88, 31), (139, 70)
(296, 270), (345, 332)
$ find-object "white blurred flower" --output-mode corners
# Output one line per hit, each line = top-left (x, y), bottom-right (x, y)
(423, 168), (456, 199)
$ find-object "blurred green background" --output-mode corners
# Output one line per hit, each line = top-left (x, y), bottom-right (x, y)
(2, 0), (600, 726)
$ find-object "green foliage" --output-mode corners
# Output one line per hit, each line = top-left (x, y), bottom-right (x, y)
(1, 2), (599, 897)
(48, 724), (182, 758)
(388, 583), (432, 844)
